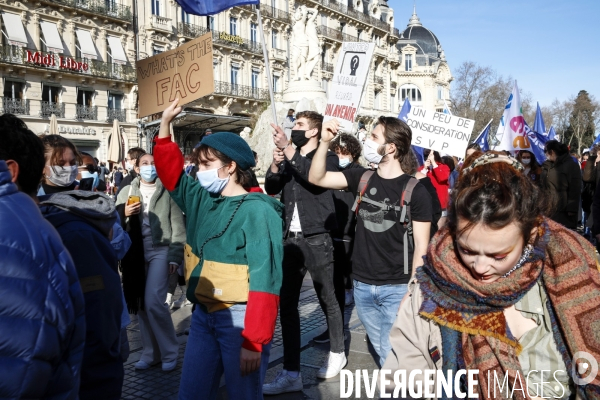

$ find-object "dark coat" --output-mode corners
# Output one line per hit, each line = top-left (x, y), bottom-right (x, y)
(0, 161), (86, 399)
(40, 194), (124, 400)
(265, 148), (339, 236)
(541, 153), (582, 229)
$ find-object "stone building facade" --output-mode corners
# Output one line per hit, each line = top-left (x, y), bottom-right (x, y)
(0, 0), (138, 159)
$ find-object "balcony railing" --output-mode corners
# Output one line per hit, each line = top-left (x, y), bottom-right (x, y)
(318, 26), (343, 41)
(178, 22), (209, 38)
(107, 108), (127, 122)
(40, 102), (65, 118)
(150, 14), (172, 33)
(257, 4), (290, 23)
(342, 32), (358, 42)
(213, 81), (270, 101)
(1, 97), (30, 115)
(178, 24), (264, 56)
(322, 62), (334, 73)
(76, 104), (98, 120)
(0, 47), (136, 82)
(39, 0), (132, 23)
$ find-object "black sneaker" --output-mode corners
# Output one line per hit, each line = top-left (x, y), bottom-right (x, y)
(313, 330), (330, 343)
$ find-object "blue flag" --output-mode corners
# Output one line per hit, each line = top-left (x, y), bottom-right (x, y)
(398, 98), (424, 166)
(524, 121), (547, 164)
(472, 121), (491, 152)
(547, 126), (556, 141)
(175, 0), (259, 15)
(533, 103), (546, 137)
(592, 134), (600, 147)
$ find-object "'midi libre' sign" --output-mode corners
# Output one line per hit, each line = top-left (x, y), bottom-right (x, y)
(26, 50), (89, 72)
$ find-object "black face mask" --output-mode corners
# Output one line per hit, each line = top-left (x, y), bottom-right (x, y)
(291, 130), (310, 148)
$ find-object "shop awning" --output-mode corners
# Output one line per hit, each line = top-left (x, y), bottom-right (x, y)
(107, 36), (127, 65)
(1, 12), (28, 47)
(75, 29), (97, 60)
(40, 21), (64, 53)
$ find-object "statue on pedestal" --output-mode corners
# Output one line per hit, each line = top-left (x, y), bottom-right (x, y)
(303, 8), (321, 80)
(290, 6), (308, 81)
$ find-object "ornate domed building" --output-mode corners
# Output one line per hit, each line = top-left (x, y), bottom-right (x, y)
(396, 6), (452, 112)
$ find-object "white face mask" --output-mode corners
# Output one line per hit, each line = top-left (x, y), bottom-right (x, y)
(196, 165), (230, 194)
(125, 161), (134, 171)
(363, 139), (385, 165)
(521, 158), (531, 165)
(338, 157), (351, 168)
(47, 165), (78, 187)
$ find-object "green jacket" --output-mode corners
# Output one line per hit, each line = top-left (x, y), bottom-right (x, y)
(116, 177), (185, 265)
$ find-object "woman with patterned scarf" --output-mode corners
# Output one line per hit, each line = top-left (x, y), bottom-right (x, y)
(383, 151), (600, 399)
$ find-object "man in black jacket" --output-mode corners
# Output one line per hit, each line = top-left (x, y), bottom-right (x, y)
(117, 147), (145, 195)
(263, 111), (345, 394)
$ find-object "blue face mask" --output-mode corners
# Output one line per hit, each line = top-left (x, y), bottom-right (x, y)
(338, 158), (351, 168)
(196, 165), (229, 194)
(80, 171), (99, 189)
(140, 165), (158, 182)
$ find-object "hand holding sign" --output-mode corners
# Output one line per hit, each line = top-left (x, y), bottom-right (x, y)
(158, 98), (182, 139)
(321, 119), (340, 143)
(271, 123), (288, 149)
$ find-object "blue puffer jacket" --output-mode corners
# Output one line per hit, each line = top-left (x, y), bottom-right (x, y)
(0, 160), (85, 399)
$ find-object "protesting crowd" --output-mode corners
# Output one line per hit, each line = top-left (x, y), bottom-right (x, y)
(1, 93), (600, 400)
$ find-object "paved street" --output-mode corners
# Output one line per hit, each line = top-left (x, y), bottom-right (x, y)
(121, 275), (378, 399)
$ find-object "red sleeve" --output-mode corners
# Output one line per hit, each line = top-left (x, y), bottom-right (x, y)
(431, 164), (450, 184)
(153, 136), (184, 191)
(241, 291), (279, 352)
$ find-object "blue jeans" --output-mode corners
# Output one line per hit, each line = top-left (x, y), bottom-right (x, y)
(353, 280), (408, 367)
(179, 304), (271, 400)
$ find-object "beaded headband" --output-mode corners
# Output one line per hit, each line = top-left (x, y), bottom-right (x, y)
(461, 153), (524, 175)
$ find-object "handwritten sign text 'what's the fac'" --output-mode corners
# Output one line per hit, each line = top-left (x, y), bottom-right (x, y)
(136, 32), (214, 118)
(406, 107), (475, 158)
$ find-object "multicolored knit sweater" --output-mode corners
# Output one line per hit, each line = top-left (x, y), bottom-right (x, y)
(154, 136), (284, 352)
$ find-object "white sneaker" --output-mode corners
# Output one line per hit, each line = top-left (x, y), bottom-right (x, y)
(165, 293), (173, 307)
(262, 370), (303, 395)
(172, 293), (187, 309)
(134, 360), (151, 370)
(317, 351), (347, 379)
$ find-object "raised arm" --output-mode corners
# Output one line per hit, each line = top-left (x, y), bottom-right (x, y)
(308, 119), (349, 190)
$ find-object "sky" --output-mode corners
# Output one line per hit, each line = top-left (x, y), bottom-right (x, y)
(388, 0), (600, 108)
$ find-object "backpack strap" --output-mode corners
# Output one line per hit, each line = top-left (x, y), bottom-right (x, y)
(399, 177), (419, 275)
(351, 170), (375, 213)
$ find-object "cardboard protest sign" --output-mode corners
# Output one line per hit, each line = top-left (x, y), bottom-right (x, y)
(136, 32), (214, 118)
(323, 42), (375, 132)
(405, 107), (475, 158)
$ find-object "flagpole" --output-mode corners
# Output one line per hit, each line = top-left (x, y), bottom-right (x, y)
(256, 5), (278, 125)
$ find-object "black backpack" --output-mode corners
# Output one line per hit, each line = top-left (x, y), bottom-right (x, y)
(351, 170), (419, 274)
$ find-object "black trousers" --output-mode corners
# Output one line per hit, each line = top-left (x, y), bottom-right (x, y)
(280, 233), (344, 371)
(332, 238), (353, 318)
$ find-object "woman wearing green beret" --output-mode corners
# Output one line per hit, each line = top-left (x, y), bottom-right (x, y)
(153, 99), (284, 400)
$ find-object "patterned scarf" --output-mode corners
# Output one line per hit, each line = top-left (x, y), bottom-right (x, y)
(417, 218), (600, 399)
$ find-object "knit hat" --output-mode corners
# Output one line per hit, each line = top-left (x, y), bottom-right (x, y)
(200, 132), (256, 170)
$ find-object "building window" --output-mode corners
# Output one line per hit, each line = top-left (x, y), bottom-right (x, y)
(230, 65), (239, 85)
(151, 0), (160, 16)
(272, 30), (278, 49)
(181, 8), (190, 24)
(42, 85), (60, 104)
(273, 75), (279, 92)
(250, 23), (258, 43)
(108, 92), (123, 109)
(321, 13), (327, 27)
(251, 69), (259, 89)
(400, 84), (422, 102)
(437, 85), (444, 100)
(374, 91), (380, 109)
(322, 78), (328, 95)
(405, 54), (412, 71)
(230, 17), (237, 35)
(374, 35), (380, 46)
(357, 29), (363, 40)
(3, 80), (23, 99)
(213, 60), (219, 80)
(77, 89), (94, 107)
(340, 22), (346, 33)
(390, 94), (395, 112)
(207, 16), (214, 31)
(153, 46), (164, 56)
(271, 0), (276, 8)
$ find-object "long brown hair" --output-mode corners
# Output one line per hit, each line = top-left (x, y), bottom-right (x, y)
(448, 151), (553, 244)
